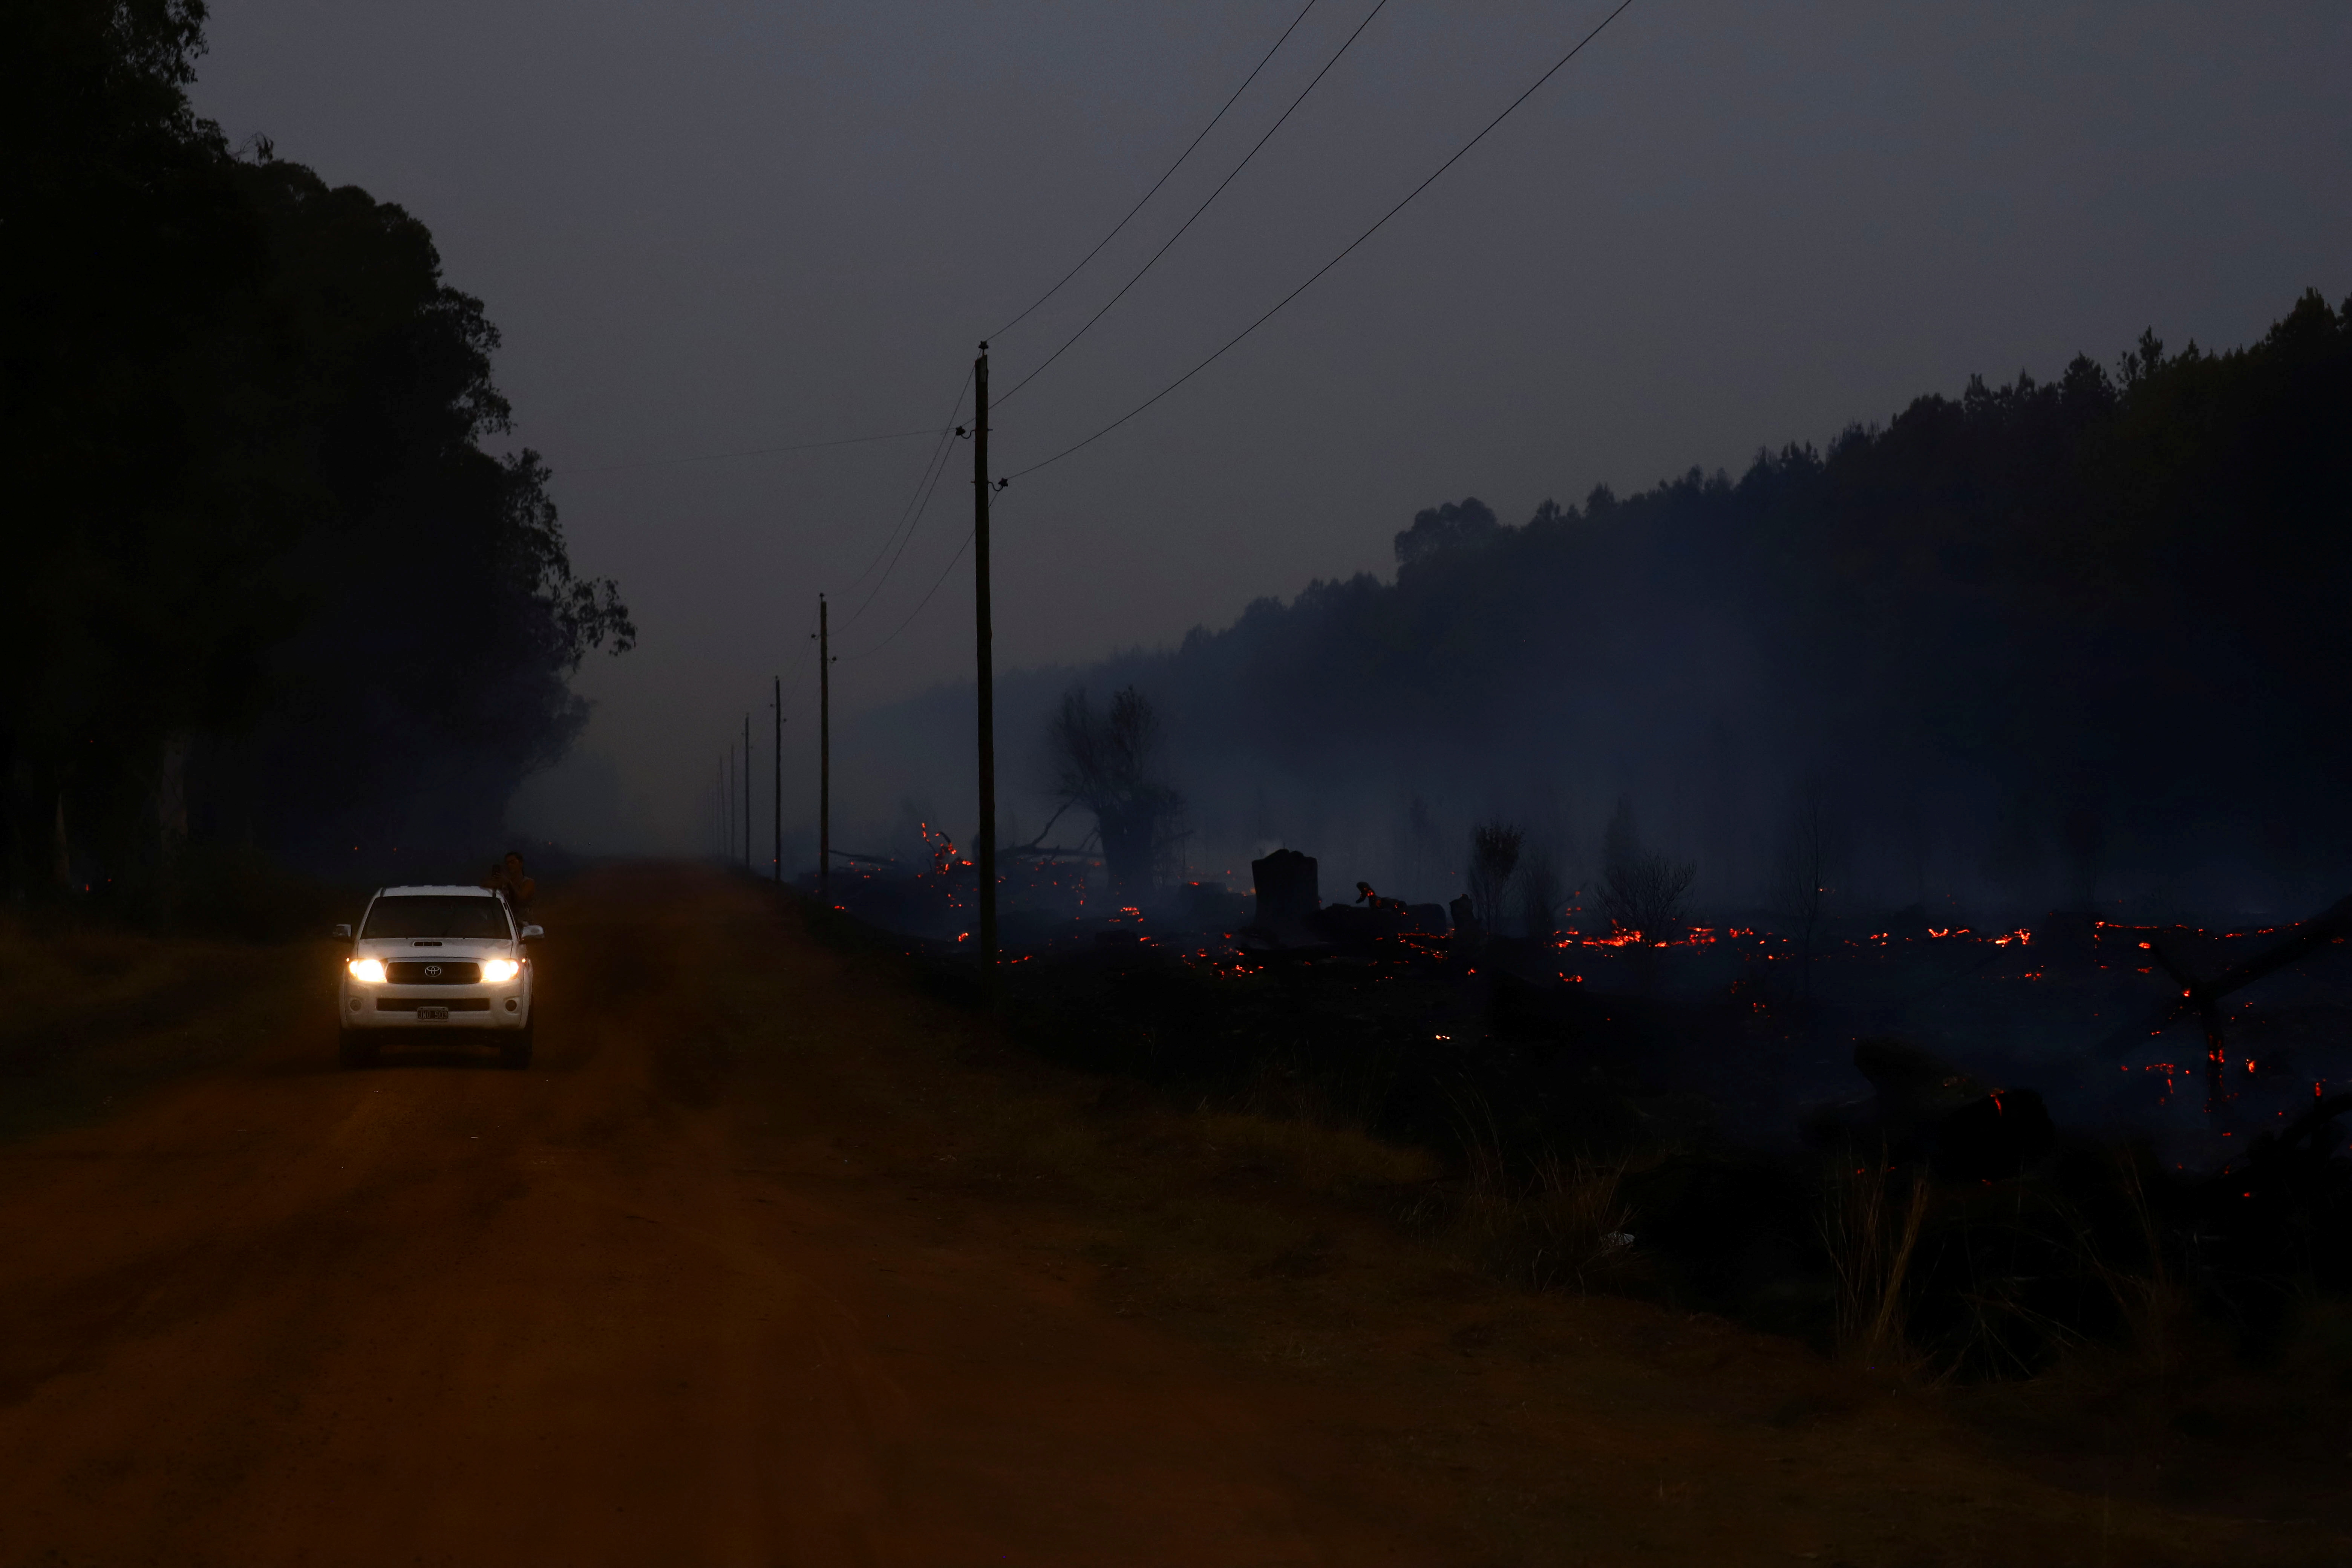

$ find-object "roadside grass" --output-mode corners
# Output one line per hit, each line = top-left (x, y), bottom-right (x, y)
(709, 905), (1465, 1339)
(739, 880), (2352, 1562)
(0, 914), (319, 1144)
(776, 893), (1625, 1307)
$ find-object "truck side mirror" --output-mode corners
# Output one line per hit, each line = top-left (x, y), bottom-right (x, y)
(332, 924), (353, 941)
(520, 925), (544, 942)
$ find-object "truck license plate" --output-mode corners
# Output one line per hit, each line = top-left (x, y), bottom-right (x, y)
(416, 1005), (450, 1021)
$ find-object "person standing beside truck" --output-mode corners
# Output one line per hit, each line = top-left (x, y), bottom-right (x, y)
(484, 850), (537, 917)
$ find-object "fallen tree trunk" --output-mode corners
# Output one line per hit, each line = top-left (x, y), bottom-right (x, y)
(2130, 893), (2352, 1108)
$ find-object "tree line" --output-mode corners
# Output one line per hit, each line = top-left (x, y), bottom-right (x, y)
(2, 0), (631, 911)
(1045, 291), (2352, 915)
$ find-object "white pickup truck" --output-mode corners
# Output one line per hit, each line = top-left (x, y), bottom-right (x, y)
(333, 885), (541, 1069)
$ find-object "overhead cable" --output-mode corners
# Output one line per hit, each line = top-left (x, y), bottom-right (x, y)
(571, 427), (943, 475)
(995, 0), (1395, 407)
(833, 368), (973, 620)
(990, 0), (1325, 341)
(851, 516), (978, 659)
(1008, 0), (1641, 482)
(836, 386), (971, 634)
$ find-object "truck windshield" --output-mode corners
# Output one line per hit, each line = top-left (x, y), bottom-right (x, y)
(361, 896), (511, 940)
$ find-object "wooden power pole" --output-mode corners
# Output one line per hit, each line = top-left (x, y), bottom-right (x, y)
(771, 676), (783, 884)
(818, 595), (830, 902)
(742, 713), (752, 867)
(974, 343), (998, 979)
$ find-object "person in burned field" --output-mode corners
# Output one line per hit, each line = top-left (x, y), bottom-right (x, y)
(484, 850), (537, 916)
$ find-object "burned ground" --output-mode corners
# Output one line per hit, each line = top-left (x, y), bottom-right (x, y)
(810, 856), (2352, 1392)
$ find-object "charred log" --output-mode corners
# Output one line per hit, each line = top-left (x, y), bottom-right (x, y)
(1842, 1038), (2055, 1182)
(2136, 892), (2352, 1107)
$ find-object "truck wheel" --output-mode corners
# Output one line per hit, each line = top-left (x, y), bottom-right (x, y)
(339, 1029), (376, 1070)
(499, 1026), (534, 1071)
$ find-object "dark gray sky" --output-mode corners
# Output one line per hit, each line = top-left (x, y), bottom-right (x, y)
(190, 0), (2352, 850)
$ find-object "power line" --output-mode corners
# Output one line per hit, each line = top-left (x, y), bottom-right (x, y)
(853, 526), (974, 658)
(849, 488), (1016, 660)
(836, 388), (969, 634)
(990, 0), (1325, 342)
(833, 369), (973, 614)
(1008, 0), (1642, 483)
(995, 0), (1393, 409)
(571, 427), (943, 475)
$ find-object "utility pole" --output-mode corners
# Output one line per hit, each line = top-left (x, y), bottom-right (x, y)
(743, 712), (752, 867)
(771, 676), (783, 884)
(973, 343), (999, 980)
(817, 594), (831, 902)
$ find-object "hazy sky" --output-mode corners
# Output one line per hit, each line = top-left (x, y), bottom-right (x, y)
(188, 0), (2352, 850)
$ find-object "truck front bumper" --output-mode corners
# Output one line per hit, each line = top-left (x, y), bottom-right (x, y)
(341, 982), (531, 1030)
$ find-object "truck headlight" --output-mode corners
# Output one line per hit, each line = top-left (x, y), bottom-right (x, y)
(481, 958), (521, 983)
(347, 957), (387, 984)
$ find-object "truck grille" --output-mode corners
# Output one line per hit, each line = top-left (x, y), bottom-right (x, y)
(377, 997), (492, 1012)
(386, 961), (481, 984)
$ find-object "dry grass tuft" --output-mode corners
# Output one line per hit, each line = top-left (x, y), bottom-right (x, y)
(1820, 1152), (1929, 1370)
(1194, 1109), (1440, 1197)
(1447, 1092), (1635, 1293)
(2090, 1154), (2194, 1384)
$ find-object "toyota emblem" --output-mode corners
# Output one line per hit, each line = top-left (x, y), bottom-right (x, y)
(424, 964), (443, 978)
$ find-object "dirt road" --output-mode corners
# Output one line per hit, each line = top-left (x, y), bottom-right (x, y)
(0, 870), (1450, 1566)
(0, 869), (2334, 1566)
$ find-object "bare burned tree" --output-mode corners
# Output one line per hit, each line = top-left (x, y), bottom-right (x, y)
(1047, 686), (1183, 900)
(1518, 844), (1562, 942)
(1596, 797), (1695, 941)
(1466, 818), (1524, 936)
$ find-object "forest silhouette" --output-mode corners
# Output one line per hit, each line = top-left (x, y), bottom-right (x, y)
(3, 0), (632, 908)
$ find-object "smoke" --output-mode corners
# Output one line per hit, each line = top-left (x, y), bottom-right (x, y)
(835, 294), (2352, 926)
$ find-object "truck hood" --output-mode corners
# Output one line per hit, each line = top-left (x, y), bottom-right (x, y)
(351, 938), (517, 959)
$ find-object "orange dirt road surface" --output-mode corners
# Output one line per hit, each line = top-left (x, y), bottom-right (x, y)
(0, 867), (2337, 1566)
